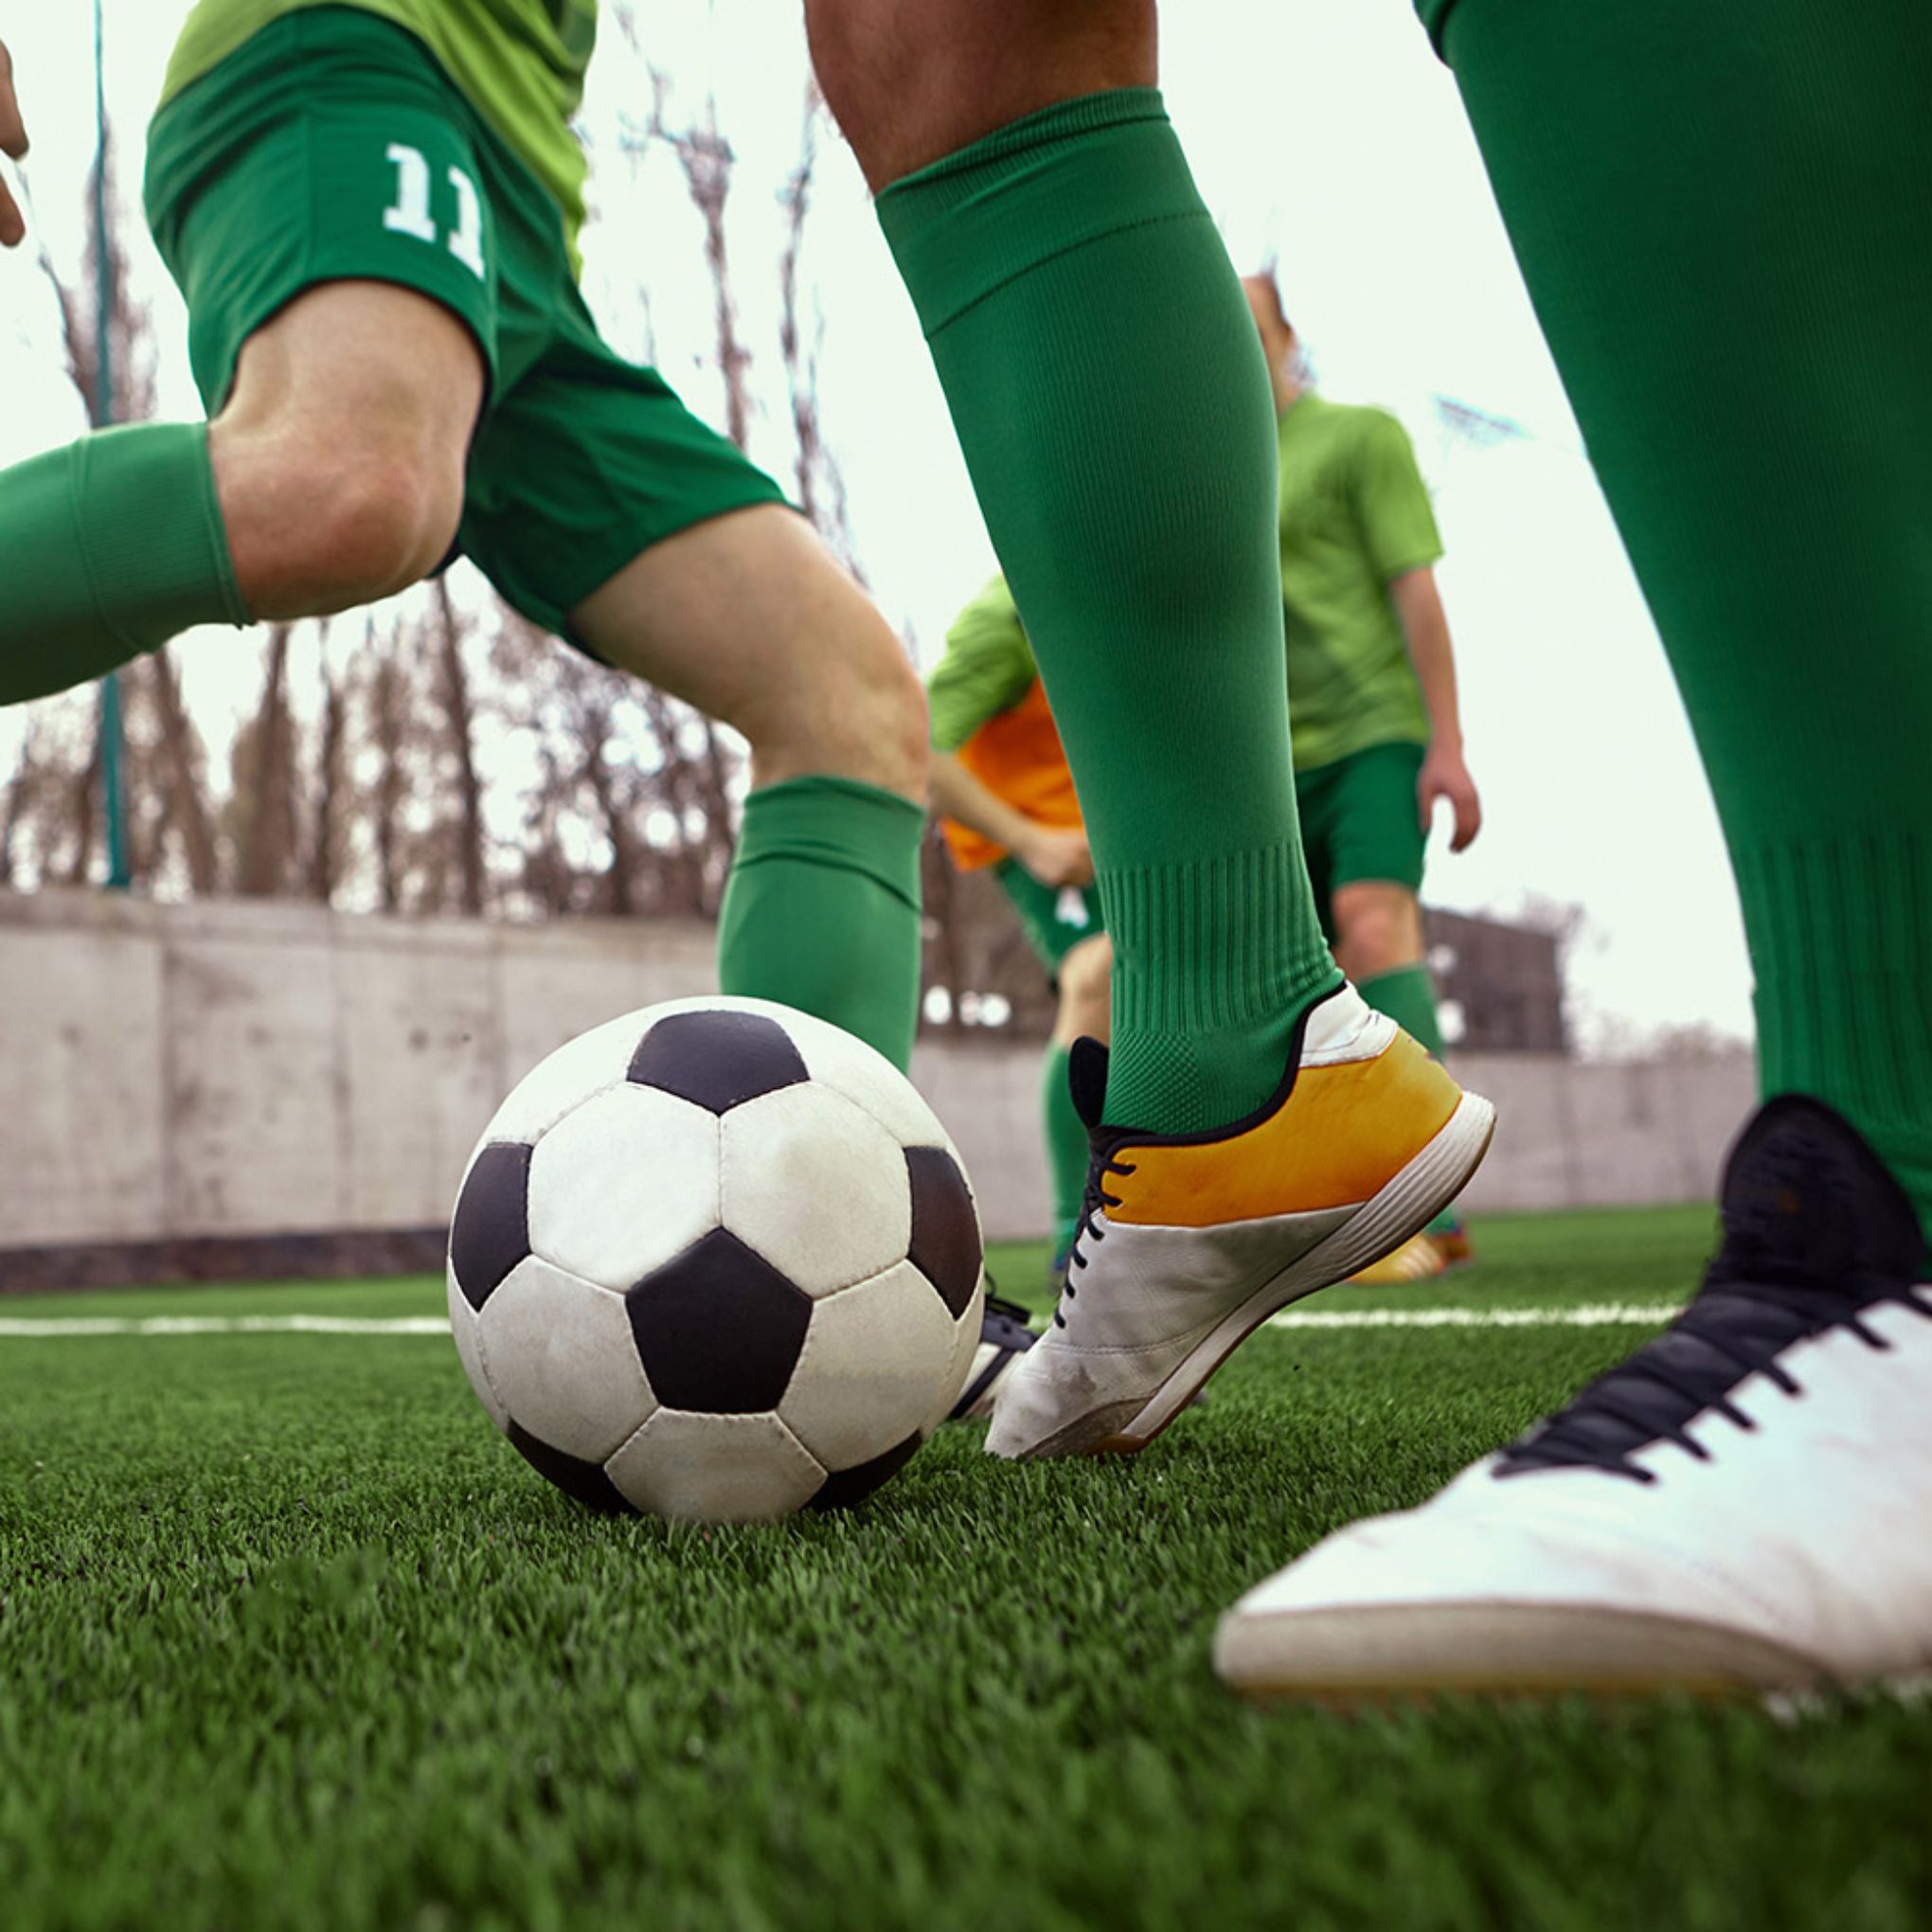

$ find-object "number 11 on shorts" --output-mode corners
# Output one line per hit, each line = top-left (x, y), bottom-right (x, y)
(383, 142), (487, 279)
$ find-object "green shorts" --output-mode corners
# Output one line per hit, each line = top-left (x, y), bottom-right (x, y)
(1295, 739), (1429, 939)
(142, 7), (786, 641)
(993, 860), (1105, 976)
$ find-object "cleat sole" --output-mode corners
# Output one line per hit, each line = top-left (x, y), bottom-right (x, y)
(1213, 1601), (1824, 1708)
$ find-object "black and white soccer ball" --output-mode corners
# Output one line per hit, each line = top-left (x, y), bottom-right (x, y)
(446, 996), (984, 1524)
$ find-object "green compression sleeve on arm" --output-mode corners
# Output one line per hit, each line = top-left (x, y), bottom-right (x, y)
(717, 775), (926, 1073)
(879, 91), (1338, 1135)
(1433, 0), (1932, 1234)
(0, 422), (247, 703)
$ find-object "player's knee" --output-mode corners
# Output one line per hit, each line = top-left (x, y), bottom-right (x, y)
(1333, 891), (1418, 984)
(290, 456), (459, 608)
(318, 457), (461, 599)
(219, 430), (462, 617)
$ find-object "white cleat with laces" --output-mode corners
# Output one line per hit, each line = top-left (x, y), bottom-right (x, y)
(1215, 1096), (1932, 1702)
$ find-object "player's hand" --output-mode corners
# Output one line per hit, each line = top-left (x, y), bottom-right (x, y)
(1016, 824), (1095, 890)
(0, 38), (27, 249)
(1419, 742), (1482, 852)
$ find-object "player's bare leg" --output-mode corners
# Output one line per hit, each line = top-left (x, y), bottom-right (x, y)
(806, 0), (1155, 191)
(570, 502), (933, 1074)
(570, 505), (923, 802)
(1330, 882), (1422, 990)
(812, 0), (1493, 1458)
(212, 281), (483, 618)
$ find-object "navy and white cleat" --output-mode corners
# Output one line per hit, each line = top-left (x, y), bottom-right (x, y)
(1217, 1096), (1932, 1702)
(948, 1289), (1039, 1422)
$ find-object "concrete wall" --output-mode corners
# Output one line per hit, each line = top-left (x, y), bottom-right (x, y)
(0, 891), (1755, 1270)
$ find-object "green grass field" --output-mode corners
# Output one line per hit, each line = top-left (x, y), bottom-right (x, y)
(3, 1206), (1928, 1932)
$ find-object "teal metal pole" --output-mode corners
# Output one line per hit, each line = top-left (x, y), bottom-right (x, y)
(93, 0), (131, 889)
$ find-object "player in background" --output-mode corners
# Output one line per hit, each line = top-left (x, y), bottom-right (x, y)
(1244, 275), (1482, 1283)
(806, 0), (1932, 1694)
(0, 1), (1059, 1389)
(928, 575), (1110, 1290)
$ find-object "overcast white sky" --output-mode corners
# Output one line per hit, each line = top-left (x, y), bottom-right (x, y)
(0, 0), (1755, 1052)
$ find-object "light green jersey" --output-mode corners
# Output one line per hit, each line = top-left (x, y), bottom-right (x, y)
(926, 575), (1038, 753)
(1277, 392), (1443, 772)
(160, 0), (598, 252)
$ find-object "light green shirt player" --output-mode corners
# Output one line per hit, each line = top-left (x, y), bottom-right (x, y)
(1242, 271), (1483, 1273)
(1274, 389), (1443, 773)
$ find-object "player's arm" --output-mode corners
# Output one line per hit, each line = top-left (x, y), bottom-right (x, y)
(929, 750), (1094, 887)
(1389, 565), (1481, 852)
(0, 37), (28, 249)
(1354, 410), (1481, 852)
(927, 576), (1094, 888)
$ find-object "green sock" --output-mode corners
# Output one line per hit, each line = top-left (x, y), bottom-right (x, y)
(879, 91), (1338, 1134)
(1432, 0), (1932, 1234)
(0, 422), (247, 703)
(1359, 965), (1446, 1058)
(717, 776), (924, 1071)
(1360, 965), (1458, 1231)
(1041, 1040), (1087, 1252)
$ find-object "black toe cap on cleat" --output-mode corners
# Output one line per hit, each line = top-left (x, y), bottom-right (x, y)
(1718, 1094), (1927, 1287)
(1495, 1093), (1928, 1488)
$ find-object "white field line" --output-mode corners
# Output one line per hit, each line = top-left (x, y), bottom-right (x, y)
(0, 1315), (452, 1337)
(0, 1304), (1681, 1340)
(1268, 1301), (1681, 1331)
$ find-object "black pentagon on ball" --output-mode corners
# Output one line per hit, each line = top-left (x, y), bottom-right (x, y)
(507, 1422), (636, 1515)
(449, 1142), (534, 1312)
(627, 1009), (809, 1114)
(905, 1146), (981, 1318)
(808, 1431), (923, 1512)
(625, 1227), (814, 1413)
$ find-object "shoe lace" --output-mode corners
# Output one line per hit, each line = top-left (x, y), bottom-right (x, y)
(1053, 1146), (1136, 1330)
(1496, 1269), (1932, 1486)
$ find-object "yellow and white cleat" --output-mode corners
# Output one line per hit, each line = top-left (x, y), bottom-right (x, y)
(984, 984), (1494, 1459)
(1348, 1230), (1452, 1287)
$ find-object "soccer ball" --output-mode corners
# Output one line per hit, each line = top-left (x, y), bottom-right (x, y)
(446, 996), (984, 1524)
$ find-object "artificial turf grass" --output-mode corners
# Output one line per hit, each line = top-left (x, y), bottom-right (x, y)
(2, 1208), (1928, 1932)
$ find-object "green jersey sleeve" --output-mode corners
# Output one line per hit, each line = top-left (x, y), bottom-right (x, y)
(1350, 408), (1444, 583)
(926, 576), (1039, 752)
